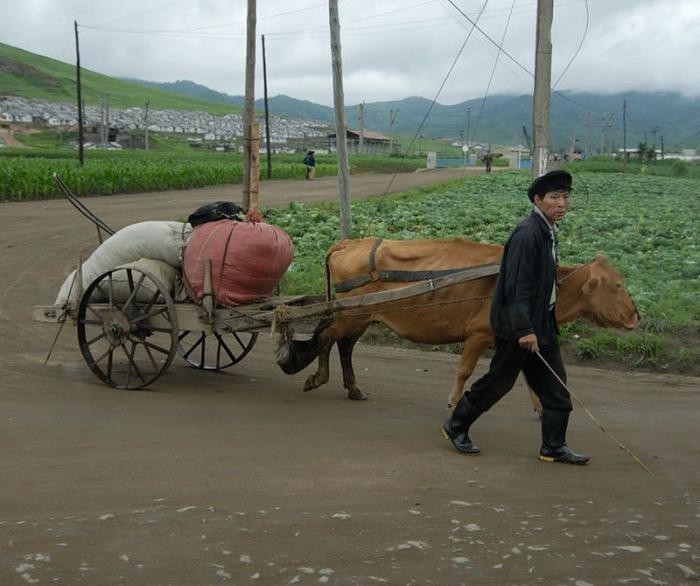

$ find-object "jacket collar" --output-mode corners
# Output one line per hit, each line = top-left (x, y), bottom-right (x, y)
(531, 207), (557, 236)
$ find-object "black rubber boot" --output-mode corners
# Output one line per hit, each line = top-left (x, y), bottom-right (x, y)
(539, 410), (589, 465)
(442, 394), (482, 455)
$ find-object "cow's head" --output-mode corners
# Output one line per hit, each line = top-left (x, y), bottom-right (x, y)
(578, 256), (640, 330)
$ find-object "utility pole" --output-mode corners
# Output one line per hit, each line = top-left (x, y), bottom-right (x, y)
(465, 106), (471, 147)
(261, 34), (272, 179)
(622, 99), (627, 171)
(660, 135), (664, 160)
(242, 0), (257, 209)
(74, 20), (84, 166)
(104, 94), (109, 147)
(606, 112), (615, 156)
(600, 114), (606, 155)
(389, 108), (398, 153)
(329, 0), (352, 238)
(143, 100), (150, 151)
(100, 95), (106, 149)
(357, 101), (364, 155)
(532, 0), (553, 178)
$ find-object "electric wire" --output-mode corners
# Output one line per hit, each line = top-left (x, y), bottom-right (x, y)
(468, 0), (517, 146)
(552, 0), (589, 90)
(382, 1), (491, 196)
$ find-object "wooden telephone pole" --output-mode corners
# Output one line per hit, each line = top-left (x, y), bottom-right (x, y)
(262, 34), (273, 179)
(622, 100), (627, 171)
(532, 0), (553, 178)
(357, 101), (364, 154)
(74, 21), (84, 166)
(329, 0), (352, 238)
(242, 0), (257, 209)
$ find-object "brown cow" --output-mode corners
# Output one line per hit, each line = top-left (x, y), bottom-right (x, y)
(276, 237), (640, 407)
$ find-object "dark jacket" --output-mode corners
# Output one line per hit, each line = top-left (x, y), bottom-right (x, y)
(490, 210), (558, 344)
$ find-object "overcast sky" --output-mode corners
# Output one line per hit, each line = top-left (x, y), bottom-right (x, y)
(2, 0), (699, 107)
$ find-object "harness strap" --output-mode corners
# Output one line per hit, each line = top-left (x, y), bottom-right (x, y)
(335, 267), (490, 293)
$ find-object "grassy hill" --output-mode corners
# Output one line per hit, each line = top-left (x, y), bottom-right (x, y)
(0, 42), (240, 115)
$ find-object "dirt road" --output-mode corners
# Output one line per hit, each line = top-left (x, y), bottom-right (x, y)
(1, 170), (698, 585)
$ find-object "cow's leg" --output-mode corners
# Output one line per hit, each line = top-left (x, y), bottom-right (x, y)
(448, 334), (493, 408)
(337, 328), (368, 400)
(303, 333), (334, 392)
(304, 320), (368, 399)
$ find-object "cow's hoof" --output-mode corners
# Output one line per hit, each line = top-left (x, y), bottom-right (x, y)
(447, 393), (462, 409)
(348, 389), (368, 401)
(303, 375), (322, 392)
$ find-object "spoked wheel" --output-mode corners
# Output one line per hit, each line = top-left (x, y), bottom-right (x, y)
(77, 267), (178, 389)
(176, 330), (258, 371)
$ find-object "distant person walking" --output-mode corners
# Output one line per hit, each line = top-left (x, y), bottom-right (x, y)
(483, 148), (494, 173)
(303, 150), (316, 180)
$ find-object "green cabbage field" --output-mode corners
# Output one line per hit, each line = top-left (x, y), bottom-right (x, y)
(265, 171), (699, 373)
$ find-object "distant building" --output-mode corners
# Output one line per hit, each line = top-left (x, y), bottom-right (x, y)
(327, 128), (392, 154)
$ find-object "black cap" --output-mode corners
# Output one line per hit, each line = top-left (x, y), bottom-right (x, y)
(527, 170), (572, 202)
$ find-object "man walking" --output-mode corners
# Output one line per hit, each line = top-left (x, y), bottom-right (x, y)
(443, 170), (589, 465)
(303, 150), (316, 180)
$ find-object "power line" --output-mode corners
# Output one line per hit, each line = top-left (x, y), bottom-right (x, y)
(469, 0), (517, 144)
(383, 0), (491, 195)
(445, 0), (594, 113)
(552, 0), (589, 90)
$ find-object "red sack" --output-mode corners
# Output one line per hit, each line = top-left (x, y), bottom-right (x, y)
(183, 219), (294, 306)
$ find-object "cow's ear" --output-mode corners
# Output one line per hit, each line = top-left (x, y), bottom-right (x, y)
(582, 277), (600, 295)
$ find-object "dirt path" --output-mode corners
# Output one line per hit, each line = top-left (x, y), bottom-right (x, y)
(0, 170), (698, 585)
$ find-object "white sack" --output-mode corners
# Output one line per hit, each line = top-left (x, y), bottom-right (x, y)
(85, 258), (180, 304)
(55, 221), (191, 307)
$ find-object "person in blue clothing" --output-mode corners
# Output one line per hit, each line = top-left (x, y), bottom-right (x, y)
(442, 170), (589, 465)
(303, 150), (316, 180)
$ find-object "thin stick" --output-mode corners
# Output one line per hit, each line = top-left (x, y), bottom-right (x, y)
(536, 350), (653, 476)
(44, 272), (77, 365)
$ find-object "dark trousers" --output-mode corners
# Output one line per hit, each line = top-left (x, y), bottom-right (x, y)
(467, 336), (572, 413)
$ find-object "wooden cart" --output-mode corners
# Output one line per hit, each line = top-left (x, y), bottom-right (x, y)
(33, 262), (499, 390)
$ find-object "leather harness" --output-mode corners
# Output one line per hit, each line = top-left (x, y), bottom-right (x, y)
(332, 237), (499, 294)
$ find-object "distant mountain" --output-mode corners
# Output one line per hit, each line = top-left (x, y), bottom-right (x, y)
(133, 79), (700, 150)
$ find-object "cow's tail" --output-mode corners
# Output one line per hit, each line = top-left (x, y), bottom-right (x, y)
(324, 246), (335, 302)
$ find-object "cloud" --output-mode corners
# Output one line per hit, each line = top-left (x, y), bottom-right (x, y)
(2, 0), (698, 106)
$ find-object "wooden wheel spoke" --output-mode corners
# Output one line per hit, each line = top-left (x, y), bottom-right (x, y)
(142, 342), (159, 371)
(86, 330), (107, 346)
(122, 342), (146, 384)
(107, 349), (113, 380)
(122, 271), (147, 311)
(232, 332), (249, 352)
(129, 305), (168, 326)
(138, 338), (173, 356)
(88, 346), (114, 368)
(179, 331), (205, 360)
(143, 289), (162, 315)
(216, 332), (238, 363)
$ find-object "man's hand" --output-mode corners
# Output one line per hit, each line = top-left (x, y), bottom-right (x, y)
(518, 333), (539, 353)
